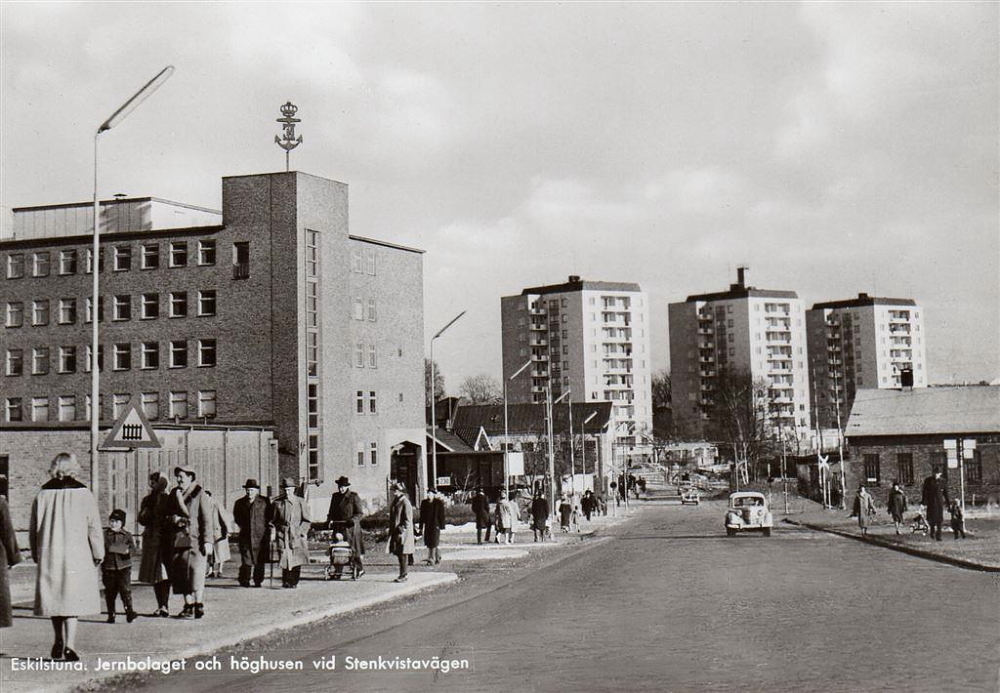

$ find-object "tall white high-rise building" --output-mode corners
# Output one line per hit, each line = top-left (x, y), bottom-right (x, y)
(500, 276), (653, 462)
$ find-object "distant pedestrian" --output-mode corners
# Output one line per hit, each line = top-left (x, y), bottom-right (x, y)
(471, 488), (492, 545)
(610, 481), (620, 507)
(581, 490), (595, 521)
(388, 482), (414, 582)
(270, 478), (311, 589)
(558, 495), (572, 533)
(495, 493), (518, 544)
(948, 500), (966, 539)
(854, 485), (877, 536)
(418, 490), (445, 564)
(165, 466), (214, 618)
(233, 479), (270, 588)
(102, 509), (138, 624)
(0, 494), (21, 630)
(205, 490), (233, 578)
(137, 472), (171, 617)
(326, 476), (366, 578)
(531, 492), (549, 542)
(30, 453), (104, 661)
(887, 483), (908, 535)
(921, 470), (949, 541)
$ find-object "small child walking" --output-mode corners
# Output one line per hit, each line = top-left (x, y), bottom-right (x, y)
(103, 509), (138, 623)
(948, 500), (966, 539)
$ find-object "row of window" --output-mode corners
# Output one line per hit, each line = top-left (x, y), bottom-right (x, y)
(4, 390), (216, 423)
(5, 291), (217, 328)
(5, 339), (217, 375)
(863, 451), (984, 485)
(4, 241), (229, 280)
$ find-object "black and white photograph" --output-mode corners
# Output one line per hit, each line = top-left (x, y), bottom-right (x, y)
(1, 2), (998, 692)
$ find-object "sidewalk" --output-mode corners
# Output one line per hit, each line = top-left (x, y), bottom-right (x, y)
(780, 500), (1000, 571)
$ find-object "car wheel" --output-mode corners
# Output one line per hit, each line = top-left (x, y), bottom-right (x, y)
(763, 528), (771, 537)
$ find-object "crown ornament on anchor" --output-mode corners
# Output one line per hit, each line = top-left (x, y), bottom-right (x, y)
(275, 101), (303, 171)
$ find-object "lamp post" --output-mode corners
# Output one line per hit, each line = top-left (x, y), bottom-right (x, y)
(581, 411), (597, 491)
(504, 359), (532, 498)
(90, 66), (175, 499)
(553, 390), (571, 494)
(429, 310), (465, 491)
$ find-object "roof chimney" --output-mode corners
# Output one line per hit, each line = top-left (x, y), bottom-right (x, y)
(568, 275), (581, 283)
(736, 265), (749, 289)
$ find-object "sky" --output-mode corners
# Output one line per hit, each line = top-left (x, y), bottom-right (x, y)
(2, 2), (998, 389)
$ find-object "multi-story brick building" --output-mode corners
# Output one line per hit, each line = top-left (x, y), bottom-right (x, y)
(500, 276), (653, 465)
(806, 294), (927, 429)
(669, 267), (811, 440)
(1, 171), (425, 522)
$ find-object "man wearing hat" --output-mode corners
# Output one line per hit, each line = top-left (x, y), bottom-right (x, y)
(233, 478), (271, 587)
(326, 476), (366, 578)
(166, 466), (214, 619)
(270, 478), (312, 588)
(388, 481), (415, 582)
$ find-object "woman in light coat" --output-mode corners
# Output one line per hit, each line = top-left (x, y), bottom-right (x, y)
(137, 472), (171, 617)
(495, 493), (518, 544)
(854, 485), (877, 536)
(29, 453), (104, 661)
(205, 490), (233, 578)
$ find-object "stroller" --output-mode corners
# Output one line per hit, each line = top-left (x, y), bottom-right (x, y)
(325, 522), (359, 581)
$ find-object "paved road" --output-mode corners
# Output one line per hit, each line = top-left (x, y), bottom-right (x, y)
(133, 503), (1000, 692)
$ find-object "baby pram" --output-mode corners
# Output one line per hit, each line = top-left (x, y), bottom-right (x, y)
(325, 521), (359, 581)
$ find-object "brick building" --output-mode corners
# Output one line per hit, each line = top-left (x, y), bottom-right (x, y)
(1, 171), (425, 522)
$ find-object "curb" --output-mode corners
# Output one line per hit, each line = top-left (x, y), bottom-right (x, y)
(783, 519), (1000, 573)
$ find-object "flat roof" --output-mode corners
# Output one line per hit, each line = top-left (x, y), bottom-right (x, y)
(684, 287), (798, 302)
(519, 278), (642, 296)
(349, 235), (424, 254)
(811, 294), (917, 310)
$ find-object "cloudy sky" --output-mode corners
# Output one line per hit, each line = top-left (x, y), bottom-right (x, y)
(3, 2), (997, 388)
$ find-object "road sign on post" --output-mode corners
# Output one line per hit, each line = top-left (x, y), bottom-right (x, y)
(101, 402), (161, 450)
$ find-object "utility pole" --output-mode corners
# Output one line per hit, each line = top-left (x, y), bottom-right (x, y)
(545, 386), (556, 522)
(834, 321), (848, 509)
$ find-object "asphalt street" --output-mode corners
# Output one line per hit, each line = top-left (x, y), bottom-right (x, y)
(126, 503), (1000, 693)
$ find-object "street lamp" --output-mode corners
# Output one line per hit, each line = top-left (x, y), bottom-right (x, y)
(580, 411), (597, 489)
(504, 359), (532, 498)
(554, 390), (572, 495)
(429, 310), (465, 491)
(91, 66), (175, 498)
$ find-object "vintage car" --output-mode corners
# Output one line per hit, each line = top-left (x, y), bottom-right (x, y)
(724, 491), (773, 536)
(680, 488), (700, 505)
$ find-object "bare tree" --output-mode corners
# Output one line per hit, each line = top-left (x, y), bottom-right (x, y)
(703, 366), (775, 488)
(425, 358), (445, 406)
(457, 373), (502, 404)
(651, 369), (675, 442)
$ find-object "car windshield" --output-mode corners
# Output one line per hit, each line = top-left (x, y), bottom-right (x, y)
(731, 497), (763, 508)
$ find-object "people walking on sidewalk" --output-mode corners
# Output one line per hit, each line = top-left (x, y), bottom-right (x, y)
(326, 476), (366, 578)
(233, 479), (270, 588)
(581, 490), (595, 522)
(531, 492), (549, 542)
(271, 478), (312, 589)
(948, 500), (966, 539)
(29, 452), (104, 661)
(887, 482), (908, 535)
(165, 466), (214, 619)
(921, 470), (950, 541)
(495, 492), (518, 544)
(137, 472), (171, 617)
(853, 485), (877, 536)
(205, 490), (233, 578)
(418, 489), (445, 564)
(102, 509), (138, 624)
(0, 494), (21, 630)
(471, 488), (492, 545)
(558, 495), (573, 533)
(388, 482), (414, 582)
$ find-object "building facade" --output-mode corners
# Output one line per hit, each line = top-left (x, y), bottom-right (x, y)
(500, 276), (653, 463)
(1, 171), (425, 518)
(806, 294), (927, 429)
(669, 268), (811, 440)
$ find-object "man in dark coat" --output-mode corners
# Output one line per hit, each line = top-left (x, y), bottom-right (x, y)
(470, 488), (492, 545)
(418, 490), (446, 565)
(233, 478), (270, 587)
(326, 476), (366, 577)
(921, 470), (949, 541)
(531, 492), (550, 542)
(388, 482), (414, 583)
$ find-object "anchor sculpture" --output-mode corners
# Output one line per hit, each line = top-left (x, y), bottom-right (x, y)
(275, 101), (303, 171)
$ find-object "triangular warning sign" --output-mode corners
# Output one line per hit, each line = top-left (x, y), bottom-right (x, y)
(102, 402), (161, 450)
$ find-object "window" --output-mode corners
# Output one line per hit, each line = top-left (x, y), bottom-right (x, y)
(197, 390), (217, 418)
(141, 293), (159, 319)
(355, 343), (364, 368)
(351, 249), (363, 273)
(169, 292), (188, 318)
(365, 249), (376, 275)
(307, 332), (318, 376)
(370, 441), (378, 466)
(112, 394), (130, 419)
(83, 345), (104, 372)
(369, 344), (377, 369)
(863, 454), (881, 483)
(31, 397), (49, 422)
(141, 244), (159, 270)
(84, 248), (103, 274)
(307, 384), (319, 427)
(308, 434), (319, 480)
(58, 346), (76, 373)
(6, 254), (24, 279)
(84, 394), (103, 420)
(306, 230), (319, 276)
(113, 246), (131, 271)
(198, 339), (217, 367)
(58, 298), (77, 324)
(5, 302), (23, 327)
(59, 250), (77, 275)
(198, 240), (216, 266)
(141, 342), (159, 369)
(369, 391), (376, 414)
(169, 391), (188, 419)
(32, 299), (49, 326)
(5, 398), (22, 422)
(356, 391), (364, 414)
(306, 282), (318, 328)
(169, 340), (188, 368)
(113, 294), (131, 321)
(84, 297), (103, 323)
(965, 450), (983, 484)
(198, 290), (217, 316)
(58, 396), (75, 422)
(113, 343), (132, 370)
(896, 453), (914, 485)
(353, 297), (364, 320)
(367, 298), (377, 321)
(141, 392), (159, 420)
(32, 347), (49, 375)
(233, 241), (250, 279)
(33, 252), (50, 277)
(5, 349), (23, 376)
(169, 242), (187, 267)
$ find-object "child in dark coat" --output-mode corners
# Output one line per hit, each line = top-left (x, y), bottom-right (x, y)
(948, 500), (966, 539)
(103, 509), (138, 623)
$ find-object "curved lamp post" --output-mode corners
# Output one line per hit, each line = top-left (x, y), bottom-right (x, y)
(429, 310), (465, 491)
(504, 359), (532, 498)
